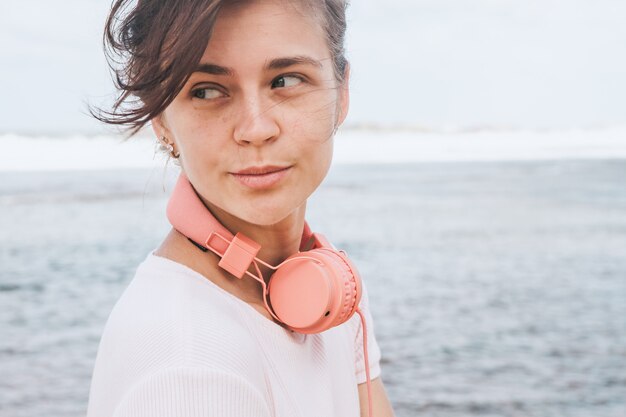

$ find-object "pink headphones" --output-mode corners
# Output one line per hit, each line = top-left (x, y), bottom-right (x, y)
(166, 173), (363, 334)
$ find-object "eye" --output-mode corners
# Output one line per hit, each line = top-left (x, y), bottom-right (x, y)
(192, 87), (225, 100)
(271, 75), (304, 89)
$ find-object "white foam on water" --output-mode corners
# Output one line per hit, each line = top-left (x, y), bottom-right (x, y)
(334, 126), (626, 164)
(2, 127), (625, 172)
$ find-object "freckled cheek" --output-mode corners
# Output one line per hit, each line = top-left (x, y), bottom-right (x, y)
(174, 126), (228, 170)
(301, 138), (334, 178)
(282, 93), (337, 128)
(298, 123), (335, 145)
(173, 110), (230, 144)
(284, 111), (335, 142)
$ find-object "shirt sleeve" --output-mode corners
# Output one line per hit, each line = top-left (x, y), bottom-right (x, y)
(353, 282), (382, 384)
(112, 367), (272, 417)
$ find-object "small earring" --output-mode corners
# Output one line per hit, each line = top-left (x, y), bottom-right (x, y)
(160, 136), (180, 158)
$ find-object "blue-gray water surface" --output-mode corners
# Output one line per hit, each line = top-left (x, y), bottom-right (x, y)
(1, 160), (625, 417)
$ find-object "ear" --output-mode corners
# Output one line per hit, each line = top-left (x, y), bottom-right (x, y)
(150, 114), (173, 144)
(336, 63), (350, 127)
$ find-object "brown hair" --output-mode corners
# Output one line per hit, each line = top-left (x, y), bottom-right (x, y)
(91, 0), (349, 137)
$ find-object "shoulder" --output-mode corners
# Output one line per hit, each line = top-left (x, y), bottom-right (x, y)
(104, 253), (260, 365)
(88, 254), (266, 415)
(106, 254), (257, 351)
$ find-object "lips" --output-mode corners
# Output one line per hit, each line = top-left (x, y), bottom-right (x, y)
(234, 165), (291, 175)
(230, 165), (292, 189)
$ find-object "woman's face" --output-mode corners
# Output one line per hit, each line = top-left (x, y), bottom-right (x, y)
(153, 0), (349, 227)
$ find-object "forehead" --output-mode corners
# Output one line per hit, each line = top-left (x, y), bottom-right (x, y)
(201, 0), (330, 68)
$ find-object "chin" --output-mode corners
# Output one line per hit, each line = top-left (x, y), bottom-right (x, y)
(238, 194), (306, 227)
(238, 206), (297, 227)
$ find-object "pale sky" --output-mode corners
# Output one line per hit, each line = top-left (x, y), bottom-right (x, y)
(1, 0), (625, 135)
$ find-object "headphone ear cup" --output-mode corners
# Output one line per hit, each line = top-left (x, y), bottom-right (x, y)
(267, 249), (362, 334)
(325, 249), (362, 327)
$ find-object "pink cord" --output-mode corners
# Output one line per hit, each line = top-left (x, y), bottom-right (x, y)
(356, 308), (373, 417)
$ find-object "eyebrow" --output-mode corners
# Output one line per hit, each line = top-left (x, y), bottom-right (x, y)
(192, 55), (324, 76)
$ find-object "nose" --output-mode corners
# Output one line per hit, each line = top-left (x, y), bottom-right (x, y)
(233, 96), (280, 146)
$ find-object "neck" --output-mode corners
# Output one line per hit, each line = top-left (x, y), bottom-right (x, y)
(206, 200), (307, 269)
(154, 202), (307, 310)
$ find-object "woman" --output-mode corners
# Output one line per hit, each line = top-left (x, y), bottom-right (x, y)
(87, 0), (395, 416)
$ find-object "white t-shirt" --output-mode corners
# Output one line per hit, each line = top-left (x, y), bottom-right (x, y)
(87, 252), (381, 417)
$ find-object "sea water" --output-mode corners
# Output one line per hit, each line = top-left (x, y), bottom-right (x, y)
(1, 159), (625, 417)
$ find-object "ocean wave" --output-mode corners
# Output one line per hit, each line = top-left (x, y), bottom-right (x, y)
(2, 126), (626, 172)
